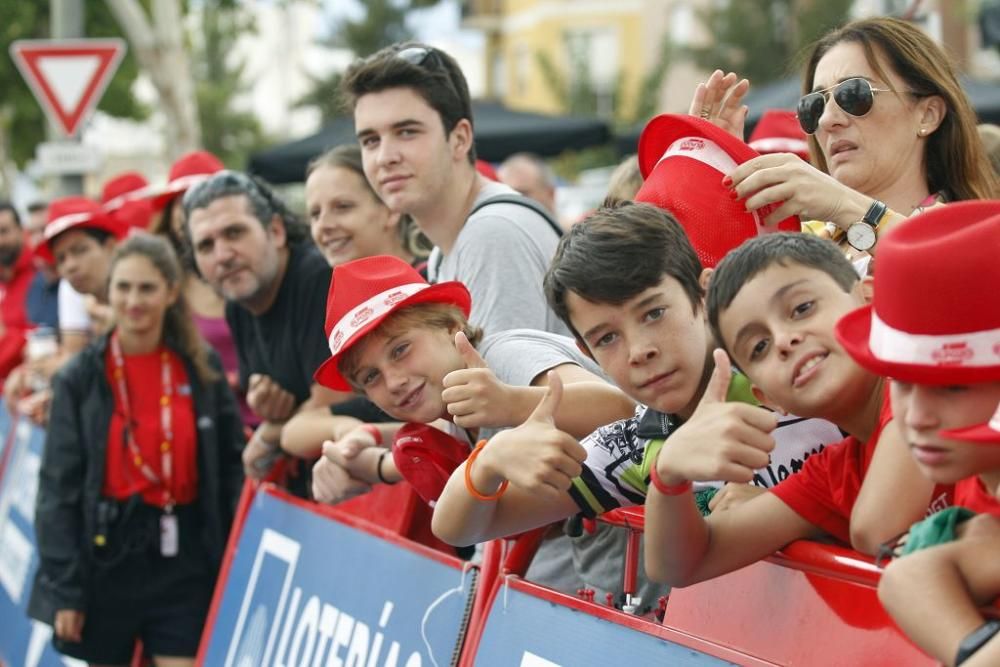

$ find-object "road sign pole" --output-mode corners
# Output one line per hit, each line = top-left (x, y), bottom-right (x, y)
(50, 0), (85, 195)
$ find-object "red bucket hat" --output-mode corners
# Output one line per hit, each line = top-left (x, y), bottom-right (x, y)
(101, 171), (153, 230)
(835, 201), (1000, 385)
(314, 255), (472, 391)
(635, 114), (800, 268)
(149, 150), (224, 211)
(748, 109), (809, 161)
(38, 196), (126, 263)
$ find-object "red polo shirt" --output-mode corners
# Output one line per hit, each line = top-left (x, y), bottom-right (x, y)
(103, 346), (199, 506)
(0, 248), (35, 389)
(954, 476), (1000, 516)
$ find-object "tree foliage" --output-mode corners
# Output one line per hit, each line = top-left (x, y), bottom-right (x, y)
(689, 0), (853, 85)
(192, 0), (266, 166)
(0, 2), (145, 167)
(295, 0), (440, 125)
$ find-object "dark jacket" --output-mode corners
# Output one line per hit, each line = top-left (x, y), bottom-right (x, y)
(27, 334), (245, 623)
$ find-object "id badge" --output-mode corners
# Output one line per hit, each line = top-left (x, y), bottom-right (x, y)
(160, 512), (179, 557)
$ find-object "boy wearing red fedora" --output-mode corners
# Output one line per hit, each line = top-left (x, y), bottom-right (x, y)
(310, 254), (642, 596)
(835, 201), (1000, 667)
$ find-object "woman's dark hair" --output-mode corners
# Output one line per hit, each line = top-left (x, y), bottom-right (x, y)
(802, 16), (997, 201)
(109, 232), (219, 384)
(306, 145), (431, 258)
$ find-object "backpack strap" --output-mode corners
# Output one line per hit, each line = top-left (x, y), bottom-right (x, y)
(430, 193), (563, 281)
(468, 193), (563, 239)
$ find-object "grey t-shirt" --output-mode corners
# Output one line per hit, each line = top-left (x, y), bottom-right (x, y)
(430, 181), (570, 337)
(480, 329), (666, 607)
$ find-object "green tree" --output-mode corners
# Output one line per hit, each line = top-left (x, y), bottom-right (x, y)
(295, 0), (441, 124)
(689, 0), (853, 85)
(0, 2), (145, 168)
(192, 0), (266, 166)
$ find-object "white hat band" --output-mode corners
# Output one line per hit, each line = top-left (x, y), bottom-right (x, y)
(328, 282), (430, 356)
(869, 312), (1000, 368)
(43, 212), (96, 241)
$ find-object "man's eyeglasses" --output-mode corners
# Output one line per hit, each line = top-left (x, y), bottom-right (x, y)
(395, 46), (442, 70)
(796, 77), (908, 135)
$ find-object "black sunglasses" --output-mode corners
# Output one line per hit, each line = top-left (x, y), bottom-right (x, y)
(796, 77), (904, 135)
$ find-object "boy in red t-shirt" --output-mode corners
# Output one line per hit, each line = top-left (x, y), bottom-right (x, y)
(642, 227), (952, 586)
(834, 202), (1000, 667)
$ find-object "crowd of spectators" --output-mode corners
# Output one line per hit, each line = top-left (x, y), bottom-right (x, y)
(1, 13), (999, 667)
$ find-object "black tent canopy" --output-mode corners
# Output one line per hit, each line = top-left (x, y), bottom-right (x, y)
(248, 100), (612, 184)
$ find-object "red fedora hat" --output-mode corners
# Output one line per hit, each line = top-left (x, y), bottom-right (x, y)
(101, 171), (153, 230)
(149, 150), (224, 211)
(748, 109), (810, 161)
(635, 114), (800, 268)
(835, 201), (1000, 385)
(314, 255), (472, 391)
(392, 423), (472, 506)
(37, 197), (126, 263)
(940, 401), (1000, 445)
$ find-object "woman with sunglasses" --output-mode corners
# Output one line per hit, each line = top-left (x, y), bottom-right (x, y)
(29, 232), (244, 667)
(694, 16), (996, 256)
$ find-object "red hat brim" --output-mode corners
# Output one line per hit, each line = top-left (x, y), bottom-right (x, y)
(639, 114), (759, 179)
(148, 174), (216, 211)
(37, 216), (128, 264)
(939, 421), (1000, 444)
(314, 280), (472, 392)
(835, 304), (1000, 385)
(392, 423), (471, 506)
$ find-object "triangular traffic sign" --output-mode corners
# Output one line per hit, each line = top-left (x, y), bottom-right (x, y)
(10, 38), (126, 138)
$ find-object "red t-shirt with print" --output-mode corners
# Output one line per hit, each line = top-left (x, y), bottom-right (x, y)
(103, 346), (198, 506)
(768, 385), (952, 543)
(954, 476), (1000, 516)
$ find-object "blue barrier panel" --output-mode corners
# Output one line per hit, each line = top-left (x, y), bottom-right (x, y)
(0, 417), (84, 667)
(201, 488), (476, 667)
(473, 580), (739, 667)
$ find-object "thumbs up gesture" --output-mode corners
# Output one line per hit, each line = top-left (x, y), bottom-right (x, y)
(471, 372), (589, 501)
(442, 331), (519, 429)
(655, 349), (778, 487)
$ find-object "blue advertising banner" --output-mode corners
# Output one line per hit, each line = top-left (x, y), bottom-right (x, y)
(0, 416), (84, 667)
(473, 582), (738, 666)
(201, 489), (476, 667)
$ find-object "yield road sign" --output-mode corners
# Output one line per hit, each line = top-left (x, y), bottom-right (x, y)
(10, 39), (126, 138)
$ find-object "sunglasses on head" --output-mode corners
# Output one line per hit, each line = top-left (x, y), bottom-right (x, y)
(796, 77), (905, 135)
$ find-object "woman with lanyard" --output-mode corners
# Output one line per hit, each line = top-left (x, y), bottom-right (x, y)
(29, 232), (245, 666)
(691, 16), (997, 262)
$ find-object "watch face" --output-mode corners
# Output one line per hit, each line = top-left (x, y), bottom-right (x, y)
(847, 222), (876, 251)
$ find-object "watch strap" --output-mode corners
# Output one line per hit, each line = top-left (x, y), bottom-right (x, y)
(862, 199), (888, 229)
(956, 619), (1000, 665)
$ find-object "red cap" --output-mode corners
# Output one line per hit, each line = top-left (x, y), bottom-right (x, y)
(635, 114), (800, 268)
(149, 150), (224, 211)
(38, 196), (126, 263)
(748, 109), (810, 161)
(392, 423), (471, 506)
(314, 255), (471, 391)
(101, 171), (153, 230)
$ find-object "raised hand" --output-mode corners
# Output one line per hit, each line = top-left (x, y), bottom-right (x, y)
(690, 69), (750, 140)
(473, 372), (588, 500)
(442, 331), (517, 429)
(656, 349), (777, 486)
